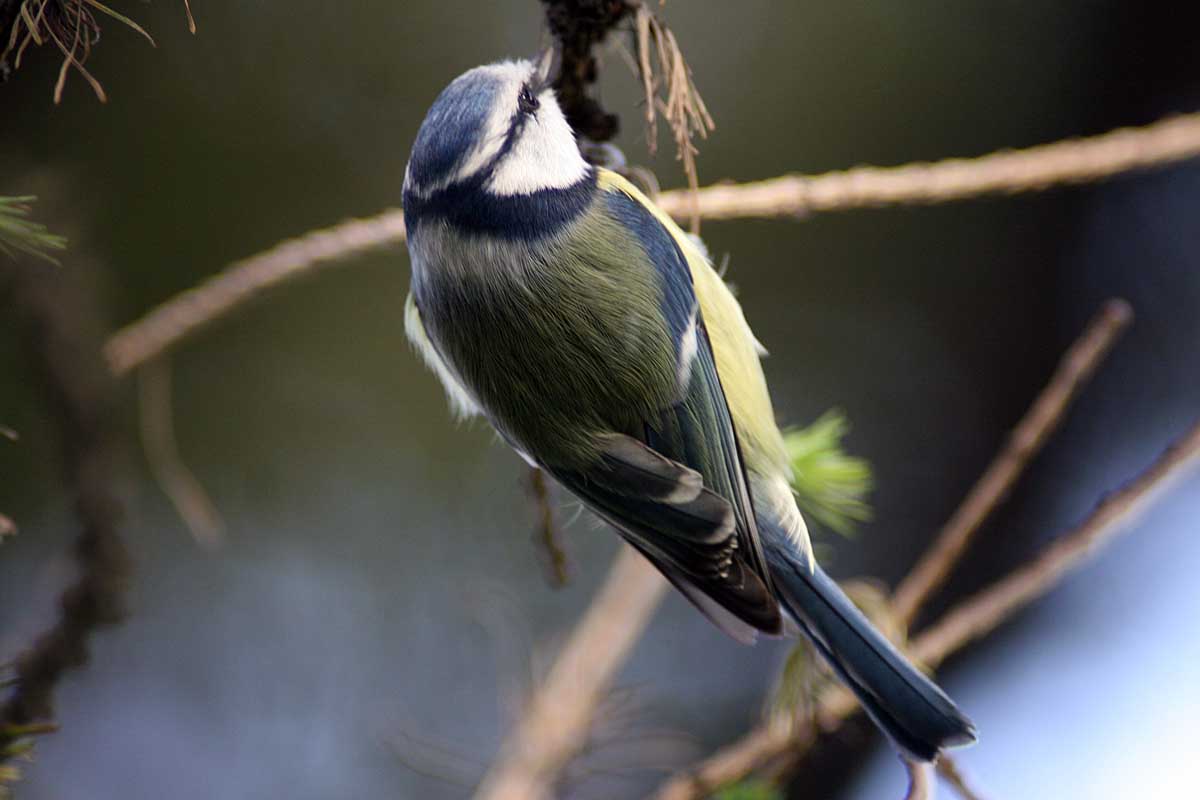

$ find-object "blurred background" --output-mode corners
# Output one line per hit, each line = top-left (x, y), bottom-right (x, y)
(2, 1), (1199, 798)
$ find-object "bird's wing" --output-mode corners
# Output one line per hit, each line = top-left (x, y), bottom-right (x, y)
(546, 171), (783, 638)
(596, 171), (814, 566)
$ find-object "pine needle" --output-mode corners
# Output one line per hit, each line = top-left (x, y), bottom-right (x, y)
(785, 409), (874, 536)
(0, 196), (67, 264)
(712, 781), (784, 800)
(631, 3), (715, 230)
(1, 0), (186, 101)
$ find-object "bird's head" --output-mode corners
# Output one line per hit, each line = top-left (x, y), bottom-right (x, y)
(403, 52), (588, 206)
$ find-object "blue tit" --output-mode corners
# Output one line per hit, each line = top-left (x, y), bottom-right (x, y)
(401, 53), (976, 761)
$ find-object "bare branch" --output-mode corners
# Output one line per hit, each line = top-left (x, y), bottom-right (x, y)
(655, 112), (1200, 219)
(911, 417), (1200, 668)
(1, 258), (132, 770)
(937, 756), (988, 800)
(904, 761), (936, 800)
(473, 546), (667, 800)
(103, 114), (1198, 375)
(891, 299), (1133, 626)
(137, 358), (224, 548)
(651, 418), (1200, 800)
(528, 467), (571, 588)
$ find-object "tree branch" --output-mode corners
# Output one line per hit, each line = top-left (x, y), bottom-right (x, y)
(137, 357), (225, 548)
(936, 755), (987, 800)
(473, 545), (667, 800)
(654, 112), (1200, 219)
(904, 761), (936, 800)
(103, 112), (1200, 376)
(890, 299), (1133, 627)
(651, 418), (1200, 800)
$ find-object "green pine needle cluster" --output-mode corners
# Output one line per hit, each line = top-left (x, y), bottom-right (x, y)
(784, 409), (873, 536)
(765, 635), (827, 725)
(712, 780), (784, 800)
(0, 196), (67, 265)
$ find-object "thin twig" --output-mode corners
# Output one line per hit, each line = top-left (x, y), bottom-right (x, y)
(181, 0), (195, 34)
(631, 3), (714, 231)
(654, 112), (1200, 220)
(937, 756), (987, 800)
(905, 761), (936, 800)
(473, 546), (667, 800)
(528, 467), (570, 588)
(0, 428), (14, 540)
(891, 299), (1133, 626)
(1, 0), (189, 101)
(137, 358), (224, 548)
(103, 113), (1199, 376)
(651, 418), (1200, 800)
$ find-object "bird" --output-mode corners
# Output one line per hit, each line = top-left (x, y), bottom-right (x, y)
(401, 51), (977, 762)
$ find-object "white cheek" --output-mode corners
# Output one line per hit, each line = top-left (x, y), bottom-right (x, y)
(486, 106), (588, 196)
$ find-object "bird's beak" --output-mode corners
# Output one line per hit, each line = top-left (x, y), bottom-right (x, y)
(532, 45), (560, 91)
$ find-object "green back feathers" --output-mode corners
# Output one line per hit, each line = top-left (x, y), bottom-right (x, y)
(595, 171), (792, 483)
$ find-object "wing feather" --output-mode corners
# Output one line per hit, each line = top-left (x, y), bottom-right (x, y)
(596, 169), (813, 564)
(545, 176), (784, 636)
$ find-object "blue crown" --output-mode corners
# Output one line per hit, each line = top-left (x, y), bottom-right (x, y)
(406, 71), (504, 194)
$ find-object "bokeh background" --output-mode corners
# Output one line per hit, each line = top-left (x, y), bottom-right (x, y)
(3, 1), (1199, 798)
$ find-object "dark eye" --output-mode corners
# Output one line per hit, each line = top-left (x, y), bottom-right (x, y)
(518, 85), (540, 115)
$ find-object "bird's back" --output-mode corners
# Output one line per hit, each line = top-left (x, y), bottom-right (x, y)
(594, 170), (813, 562)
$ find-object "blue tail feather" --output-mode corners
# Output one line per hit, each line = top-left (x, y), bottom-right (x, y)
(769, 551), (977, 761)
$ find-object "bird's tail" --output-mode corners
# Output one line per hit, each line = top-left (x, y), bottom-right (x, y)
(771, 554), (977, 761)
